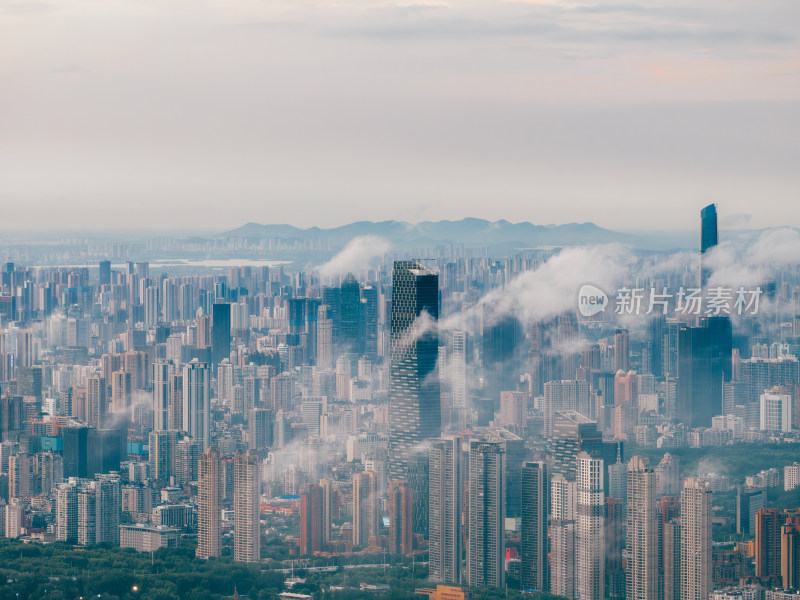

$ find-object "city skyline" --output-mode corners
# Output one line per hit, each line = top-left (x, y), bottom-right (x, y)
(2, 0), (800, 595)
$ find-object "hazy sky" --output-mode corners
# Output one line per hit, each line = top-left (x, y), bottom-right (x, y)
(1, 0), (799, 232)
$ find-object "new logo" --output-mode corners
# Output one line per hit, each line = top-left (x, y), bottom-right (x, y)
(578, 284), (608, 317)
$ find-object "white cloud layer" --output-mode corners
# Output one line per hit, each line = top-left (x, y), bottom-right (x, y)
(316, 235), (391, 278)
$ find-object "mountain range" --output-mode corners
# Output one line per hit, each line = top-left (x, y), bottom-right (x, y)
(223, 218), (652, 248)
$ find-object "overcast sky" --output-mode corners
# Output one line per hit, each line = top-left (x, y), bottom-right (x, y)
(1, 0), (799, 232)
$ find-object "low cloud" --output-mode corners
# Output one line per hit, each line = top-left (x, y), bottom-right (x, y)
(316, 236), (391, 279)
(705, 227), (800, 289)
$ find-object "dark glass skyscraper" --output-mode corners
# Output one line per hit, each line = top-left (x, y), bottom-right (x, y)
(677, 316), (732, 427)
(287, 298), (306, 335)
(339, 274), (362, 355)
(211, 302), (231, 370)
(388, 261), (440, 480)
(321, 286), (341, 350)
(521, 460), (549, 592)
(700, 203), (718, 254)
(362, 284), (378, 359)
(98, 260), (111, 286)
(700, 203), (718, 287)
(482, 311), (523, 402)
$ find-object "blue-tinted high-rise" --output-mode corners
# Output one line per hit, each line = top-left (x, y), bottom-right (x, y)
(388, 260), (440, 480)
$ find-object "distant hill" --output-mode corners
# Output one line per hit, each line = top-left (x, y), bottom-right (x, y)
(222, 218), (642, 248)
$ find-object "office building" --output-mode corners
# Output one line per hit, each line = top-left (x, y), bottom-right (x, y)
(120, 524), (179, 552)
(700, 203), (718, 286)
(248, 408), (274, 451)
(550, 411), (603, 480)
(211, 302), (231, 369)
(677, 317), (732, 428)
(544, 381), (591, 437)
(521, 460), (549, 593)
(388, 261), (440, 480)
(736, 488), (767, 535)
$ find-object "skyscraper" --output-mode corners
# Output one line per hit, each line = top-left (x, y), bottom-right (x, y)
(211, 302), (231, 369)
(86, 376), (106, 429)
(77, 475), (120, 546)
(111, 369), (132, 414)
(550, 411), (602, 480)
(700, 203), (718, 254)
(320, 478), (335, 548)
(197, 447), (222, 559)
(429, 437), (462, 584)
(482, 312), (523, 400)
(233, 449), (261, 563)
(680, 478), (712, 600)
(467, 440), (505, 589)
(9, 452), (30, 499)
(248, 408), (274, 451)
(340, 273), (362, 355)
(183, 360), (210, 450)
(606, 496), (626, 600)
(614, 329), (630, 373)
(98, 260), (111, 286)
(577, 451), (604, 600)
(388, 260), (440, 480)
(550, 474), (577, 599)
(353, 471), (377, 547)
(362, 284), (378, 359)
(626, 456), (658, 600)
(316, 304), (333, 369)
(755, 507), (782, 584)
(56, 481), (79, 542)
(658, 497), (681, 600)
(521, 460), (549, 593)
(408, 447), (431, 537)
(299, 483), (324, 555)
(544, 382), (592, 437)
(450, 330), (467, 411)
(677, 317), (732, 428)
(700, 203), (718, 287)
(780, 510), (800, 590)
(149, 429), (178, 486)
(152, 360), (172, 431)
(169, 372), (183, 431)
(388, 481), (413, 555)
